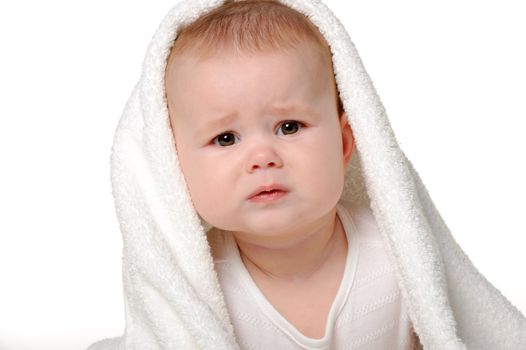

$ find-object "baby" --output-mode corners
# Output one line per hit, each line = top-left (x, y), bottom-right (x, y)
(164, 1), (417, 348)
(86, 0), (526, 349)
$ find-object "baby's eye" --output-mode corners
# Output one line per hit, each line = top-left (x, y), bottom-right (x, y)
(213, 132), (238, 147)
(277, 120), (304, 136)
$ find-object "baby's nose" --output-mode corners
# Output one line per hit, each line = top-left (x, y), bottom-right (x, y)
(246, 146), (283, 173)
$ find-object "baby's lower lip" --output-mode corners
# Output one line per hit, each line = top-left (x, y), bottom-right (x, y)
(248, 190), (288, 203)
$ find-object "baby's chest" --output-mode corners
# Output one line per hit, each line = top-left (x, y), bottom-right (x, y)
(217, 248), (416, 349)
(251, 270), (342, 339)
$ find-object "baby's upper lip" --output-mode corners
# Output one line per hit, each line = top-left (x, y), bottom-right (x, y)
(247, 183), (289, 199)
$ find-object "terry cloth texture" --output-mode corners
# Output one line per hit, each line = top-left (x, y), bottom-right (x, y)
(88, 0), (526, 349)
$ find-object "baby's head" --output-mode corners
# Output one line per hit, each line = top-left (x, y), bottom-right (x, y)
(164, 0), (354, 240)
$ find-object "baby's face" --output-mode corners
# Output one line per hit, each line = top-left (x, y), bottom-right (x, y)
(165, 41), (352, 239)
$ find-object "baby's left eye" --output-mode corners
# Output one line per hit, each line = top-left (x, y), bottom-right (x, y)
(277, 121), (304, 136)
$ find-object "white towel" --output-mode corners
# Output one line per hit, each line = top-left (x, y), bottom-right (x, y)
(87, 0), (526, 349)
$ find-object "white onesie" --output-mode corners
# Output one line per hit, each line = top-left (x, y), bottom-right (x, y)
(210, 201), (418, 350)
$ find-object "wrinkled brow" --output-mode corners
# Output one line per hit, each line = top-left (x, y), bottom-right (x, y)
(196, 104), (318, 137)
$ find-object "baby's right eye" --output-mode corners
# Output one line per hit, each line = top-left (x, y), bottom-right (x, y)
(212, 132), (238, 147)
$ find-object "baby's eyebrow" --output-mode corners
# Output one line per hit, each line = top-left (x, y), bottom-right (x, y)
(269, 104), (316, 118)
(197, 112), (238, 137)
(196, 104), (316, 137)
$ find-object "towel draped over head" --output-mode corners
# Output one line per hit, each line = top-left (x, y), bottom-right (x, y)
(88, 0), (526, 349)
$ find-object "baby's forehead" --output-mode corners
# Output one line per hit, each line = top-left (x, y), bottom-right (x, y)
(168, 47), (332, 99)
(165, 42), (335, 94)
(165, 44), (341, 131)
(168, 38), (332, 70)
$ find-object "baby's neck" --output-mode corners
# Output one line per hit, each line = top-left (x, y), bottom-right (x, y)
(232, 208), (347, 282)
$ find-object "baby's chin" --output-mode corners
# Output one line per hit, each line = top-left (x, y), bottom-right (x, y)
(214, 214), (338, 249)
(207, 214), (305, 239)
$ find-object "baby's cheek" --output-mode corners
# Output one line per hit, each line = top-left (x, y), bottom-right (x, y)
(192, 172), (222, 214)
(176, 155), (206, 205)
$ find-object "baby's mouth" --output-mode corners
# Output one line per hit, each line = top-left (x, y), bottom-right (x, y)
(260, 189), (279, 195)
(257, 189), (282, 197)
(248, 184), (289, 203)
(250, 190), (287, 202)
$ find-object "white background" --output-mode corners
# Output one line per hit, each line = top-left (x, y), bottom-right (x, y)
(0, 1), (524, 349)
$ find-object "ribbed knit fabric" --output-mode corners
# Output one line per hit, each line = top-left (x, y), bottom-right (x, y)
(209, 201), (419, 350)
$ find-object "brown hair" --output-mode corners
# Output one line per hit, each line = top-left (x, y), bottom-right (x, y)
(166, 0), (344, 116)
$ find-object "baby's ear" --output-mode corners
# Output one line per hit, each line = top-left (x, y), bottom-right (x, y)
(340, 113), (354, 168)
